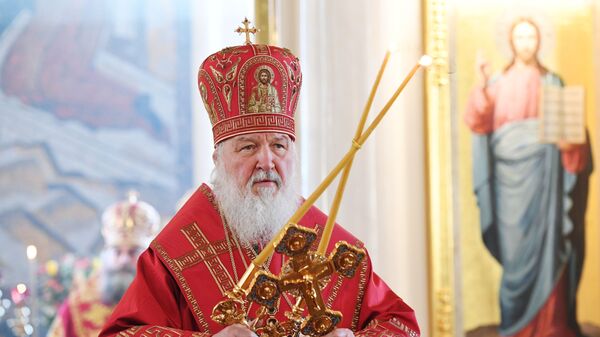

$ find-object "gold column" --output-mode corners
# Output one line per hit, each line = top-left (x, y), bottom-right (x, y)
(424, 0), (455, 336)
(254, 0), (276, 44)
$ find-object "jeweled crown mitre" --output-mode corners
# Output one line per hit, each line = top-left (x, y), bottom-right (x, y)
(198, 22), (302, 145)
(101, 191), (160, 248)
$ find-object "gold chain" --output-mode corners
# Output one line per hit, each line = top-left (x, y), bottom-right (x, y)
(219, 212), (296, 312)
(221, 213), (242, 282)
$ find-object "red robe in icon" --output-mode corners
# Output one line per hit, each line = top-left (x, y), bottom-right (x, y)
(48, 274), (115, 337)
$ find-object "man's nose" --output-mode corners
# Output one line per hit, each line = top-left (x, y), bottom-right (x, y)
(255, 146), (275, 171)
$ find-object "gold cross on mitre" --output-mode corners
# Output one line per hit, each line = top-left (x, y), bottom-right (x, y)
(235, 17), (259, 45)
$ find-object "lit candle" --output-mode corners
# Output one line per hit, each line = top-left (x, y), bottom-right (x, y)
(315, 55), (433, 255)
(316, 50), (391, 255)
(356, 54), (432, 145)
(26, 245), (37, 261)
(26, 245), (37, 337)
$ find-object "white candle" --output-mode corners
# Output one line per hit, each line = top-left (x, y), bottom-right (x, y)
(26, 245), (37, 337)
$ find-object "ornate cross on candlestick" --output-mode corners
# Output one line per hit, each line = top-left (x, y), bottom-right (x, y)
(235, 17), (259, 45)
(243, 225), (366, 336)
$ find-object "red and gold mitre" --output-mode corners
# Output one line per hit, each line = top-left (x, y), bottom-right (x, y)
(198, 39), (302, 144)
(101, 192), (160, 248)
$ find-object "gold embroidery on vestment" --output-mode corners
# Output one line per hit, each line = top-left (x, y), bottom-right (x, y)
(152, 242), (210, 331)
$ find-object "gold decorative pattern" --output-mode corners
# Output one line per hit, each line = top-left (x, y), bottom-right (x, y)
(222, 85), (233, 111)
(116, 325), (211, 337)
(210, 66), (225, 84)
(424, 0), (455, 336)
(117, 326), (140, 337)
(199, 70), (226, 120)
(199, 184), (217, 209)
(284, 60), (302, 113)
(199, 83), (217, 125)
(326, 275), (344, 308)
(63, 275), (113, 337)
(350, 258), (368, 331)
(212, 113), (295, 144)
(199, 184), (253, 271)
(209, 57), (240, 112)
(180, 223), (236, 294)
(225, 61), (239, 81)
(173, 236), (229, 271)
(252, 44), (271, 56)
(152, 242), (211, 332)
(210, 49), (246, 69)
(238, 55), (288, 115)
(390, 317), (420, 337)
(357, 318), (420, 337)
(303, 226), (347, 310)
(143, 326), (185, 336)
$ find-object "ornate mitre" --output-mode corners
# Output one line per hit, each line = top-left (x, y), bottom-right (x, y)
(101, 192), (160, 248)
(198, 31), (302, 145)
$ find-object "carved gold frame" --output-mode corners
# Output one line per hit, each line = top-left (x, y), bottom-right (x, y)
(423, 0), (455, 337)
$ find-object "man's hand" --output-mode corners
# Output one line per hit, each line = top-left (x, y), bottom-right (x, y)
(213, 324), (257, 337)
(323, 328), (355, 337)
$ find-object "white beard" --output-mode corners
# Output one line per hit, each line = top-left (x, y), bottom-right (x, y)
(98, 249), (136, 305)
(211, 161), (299, 245)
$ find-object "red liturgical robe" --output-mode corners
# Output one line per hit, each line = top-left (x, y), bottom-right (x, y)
(100, 184), (419, 337)
(48, 274), (115, 337)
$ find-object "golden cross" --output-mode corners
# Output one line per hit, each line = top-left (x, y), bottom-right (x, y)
(235, 17), (258, 45)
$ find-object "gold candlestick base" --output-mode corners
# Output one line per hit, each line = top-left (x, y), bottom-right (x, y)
(211, 225), (366, 337)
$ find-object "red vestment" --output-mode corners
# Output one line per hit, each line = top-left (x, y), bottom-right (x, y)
(100, 184), (419, 337)
(48, 274), (115, 337)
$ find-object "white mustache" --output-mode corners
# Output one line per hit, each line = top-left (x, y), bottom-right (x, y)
(248, 170), (282, 188)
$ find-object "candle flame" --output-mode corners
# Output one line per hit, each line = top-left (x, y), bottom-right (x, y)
(386, 43), (401, 53)
(26, 245), (37, 260)
(16, 283), (27, 294)
(418, 55), (433, 67)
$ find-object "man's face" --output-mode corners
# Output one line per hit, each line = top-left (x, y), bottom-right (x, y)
(215, 132), (295, 196)
(511, 21), (539, 64)
(259, 71), (270, 84)
(99, 244), (143, 305)
(103, 245), (143, 273)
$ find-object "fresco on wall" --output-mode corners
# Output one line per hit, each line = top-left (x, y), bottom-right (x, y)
(0, 0), (193, 286)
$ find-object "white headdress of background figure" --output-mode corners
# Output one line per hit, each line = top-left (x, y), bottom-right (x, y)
(101, 191), (161, 248)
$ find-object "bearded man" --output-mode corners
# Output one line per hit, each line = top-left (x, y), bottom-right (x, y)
(100, 40), (419, 337)
(47, 193), (160, 337)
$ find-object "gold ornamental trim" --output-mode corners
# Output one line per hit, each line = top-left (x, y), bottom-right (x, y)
(424, 0), (455, 336)
(152, 242), (211, 332)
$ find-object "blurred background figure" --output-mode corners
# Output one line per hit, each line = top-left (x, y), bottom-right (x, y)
(46, 192), (160, 337)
